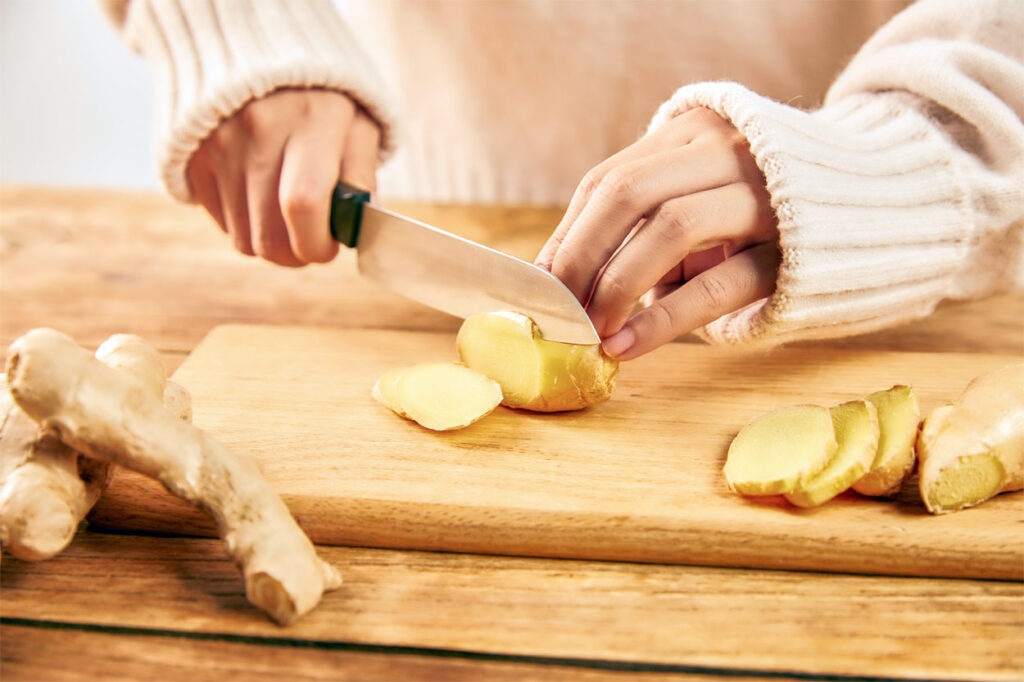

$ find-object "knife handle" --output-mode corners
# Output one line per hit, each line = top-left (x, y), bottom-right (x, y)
(329, 181), (371, 247)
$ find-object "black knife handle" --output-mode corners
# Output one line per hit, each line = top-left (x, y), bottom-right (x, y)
(329, 181), (372, 248)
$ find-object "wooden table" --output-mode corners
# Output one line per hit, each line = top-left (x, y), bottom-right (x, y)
(1, 186), (1022, 681)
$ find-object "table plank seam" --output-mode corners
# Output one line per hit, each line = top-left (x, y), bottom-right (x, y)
(0, 617), (979, 682)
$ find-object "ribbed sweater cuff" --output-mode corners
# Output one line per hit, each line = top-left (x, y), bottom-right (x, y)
(648, 82), (970, 347)
(121, 0), (399, 202)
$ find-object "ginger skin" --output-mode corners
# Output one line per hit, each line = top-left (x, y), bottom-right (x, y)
(5, 329), (340, 624)
(0, 334), (186, 561)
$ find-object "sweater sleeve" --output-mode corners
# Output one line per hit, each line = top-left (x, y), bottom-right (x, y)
(98, 0), (398, 202)
(647, 0), (1024, 347)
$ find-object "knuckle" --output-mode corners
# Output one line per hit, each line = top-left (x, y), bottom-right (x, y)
(551, 252), (581, 287)
(682, 107), (719, 127)
(692, 273), (732, 313)
(238, 101), (276, 139)
(578, 169), (604, 200)
(279, 185), (322, 222)
(207, 122), (237, 154)
(661, 202), (701, 240)
(595, 268), (634, 309)
(596, 168), (640, 208)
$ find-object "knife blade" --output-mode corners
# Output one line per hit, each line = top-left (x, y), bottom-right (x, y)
(329, 182), (600, 345)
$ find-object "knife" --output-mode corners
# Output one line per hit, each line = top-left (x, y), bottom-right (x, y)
(329, 182), (600, 345)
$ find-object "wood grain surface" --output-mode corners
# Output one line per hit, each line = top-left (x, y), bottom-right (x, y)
(3, 532), (1021, 681)
(88, 323), (1024, 579)
(3, 187), (1023, 682)
(1, 625), (744, 682)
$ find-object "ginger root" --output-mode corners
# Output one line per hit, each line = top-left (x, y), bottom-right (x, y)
(0, 334), (188, 561)
(917, 364), (1024, 514)
(456, 311), (618, 412)
(724, 405), (837, 495)
(373, 362), (502, 431)
(5, 329), (340, 625)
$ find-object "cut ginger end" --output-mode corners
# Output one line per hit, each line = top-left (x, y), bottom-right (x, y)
(456, 311), (618, 412)
(917, 363), (1024, 514)
(724, 405), (837, 496)
(372, 362), (502, 431)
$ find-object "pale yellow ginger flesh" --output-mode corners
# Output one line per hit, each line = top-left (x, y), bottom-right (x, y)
(456, 311), (618, 412)
(724, 405), (837, 496)
(4, 329), (340, 625)
(0, 334), (190, 561)
(917, 364), (1024, 514)
(785, 400), (879, 508)
(373, 362), (502, 431)
(851, 385), (920, 497)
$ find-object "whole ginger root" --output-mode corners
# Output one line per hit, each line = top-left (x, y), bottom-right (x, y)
(0, 334), (188, 561)
(5, 329), (340, 625)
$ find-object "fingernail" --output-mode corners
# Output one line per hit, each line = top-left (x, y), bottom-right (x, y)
(602, 326), (635, 358)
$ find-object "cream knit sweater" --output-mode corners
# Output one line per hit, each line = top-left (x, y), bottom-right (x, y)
(102, 0), (1024, 347)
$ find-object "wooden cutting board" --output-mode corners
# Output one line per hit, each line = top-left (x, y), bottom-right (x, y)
(89, 324), (1024, 580)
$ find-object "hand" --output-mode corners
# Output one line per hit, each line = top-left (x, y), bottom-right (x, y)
(187, 88), (381, 266)
(536, 108), (779, 360)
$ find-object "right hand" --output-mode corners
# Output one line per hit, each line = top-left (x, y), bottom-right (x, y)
(186, 88), (381, 267)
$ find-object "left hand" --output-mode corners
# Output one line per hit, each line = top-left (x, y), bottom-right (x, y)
(536, 108), (780, 360)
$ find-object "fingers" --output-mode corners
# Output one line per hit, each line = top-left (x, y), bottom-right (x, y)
(545, 123), (753, 305)
(536, 108), (715, 271)
(206, 129), (255, 256)
(277, 98), (355, 264)
(601, 242), (780, 361)
(186, 153), (226, 234)
(186, 89), (381, 266)
(340, 109), (382, 194)
(586, 181), (775, 336)
(247, 154), (302, 267)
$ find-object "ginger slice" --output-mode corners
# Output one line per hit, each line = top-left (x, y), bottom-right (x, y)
(456, 311), (618, 412)
(5, 329), (340, 625)
(0, 334), (187, 561)
(917, 364), (1024, 514)
(851, 385), (919, 497)
(724, 405), (837, 496)
(372, 362), (502, 431)
(785, 400), (879, 508)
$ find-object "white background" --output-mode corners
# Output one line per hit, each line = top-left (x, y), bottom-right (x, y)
(0, 0), (159, 189)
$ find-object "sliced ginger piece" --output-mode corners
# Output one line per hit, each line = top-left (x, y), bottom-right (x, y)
(371, 366), (409, 419)
(917, 363), (1024, 514)
(456, 311), (618, 412)
(851, 385), (919, 497)
(724, 405), (837, 496)
(785, 400), (879, 508)
(373, 362), (502, 431)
